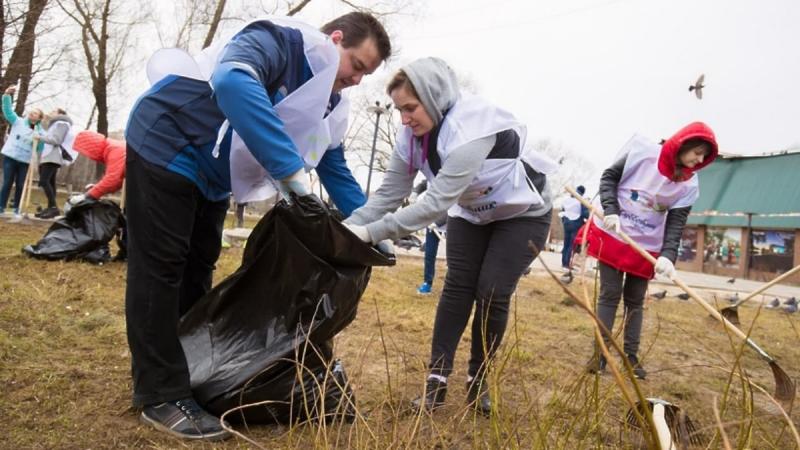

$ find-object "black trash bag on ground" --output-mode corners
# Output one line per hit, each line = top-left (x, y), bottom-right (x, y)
(179, 195), (395, 423)
(22, 199), (126, 264)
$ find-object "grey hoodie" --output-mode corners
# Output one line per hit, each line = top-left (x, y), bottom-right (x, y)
(346, 58), (552, 243)
(403, 57), (460, 127)
(38, 114), (73, 165)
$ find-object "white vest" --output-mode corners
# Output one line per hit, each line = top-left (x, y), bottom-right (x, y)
(146, 16), (349, 202)
(562, 196), (582, 221)
(591, 134), (698, 252)
(40, 120), (79, 166)
(397, 94), (557, 225)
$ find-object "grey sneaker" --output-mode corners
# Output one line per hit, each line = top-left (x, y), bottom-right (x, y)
(140, 397), (231, 441)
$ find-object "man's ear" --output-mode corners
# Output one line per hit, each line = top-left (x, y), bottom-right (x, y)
(330, 29), (343, 45)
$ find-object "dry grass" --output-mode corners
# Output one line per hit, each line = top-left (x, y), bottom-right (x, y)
(1, 219), (798, 449)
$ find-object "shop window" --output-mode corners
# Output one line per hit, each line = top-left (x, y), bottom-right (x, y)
(678, 227), (698, 263)
(704, 227), (741, 269)
(750, 230), (795, 273)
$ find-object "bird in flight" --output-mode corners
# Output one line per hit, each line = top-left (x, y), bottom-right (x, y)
(689, 74), (705, 99)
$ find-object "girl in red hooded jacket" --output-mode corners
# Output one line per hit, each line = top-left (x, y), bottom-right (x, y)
(65, 130), (126, 206)
(585, 122), (718, 379)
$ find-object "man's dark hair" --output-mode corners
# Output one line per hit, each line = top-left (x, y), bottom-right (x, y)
(56, 108), (67, 115)
(321, 12), (391, 61)
(576, 185), (586, 195)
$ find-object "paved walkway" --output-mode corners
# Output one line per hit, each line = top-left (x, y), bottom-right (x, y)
(395, 244), (800, 300)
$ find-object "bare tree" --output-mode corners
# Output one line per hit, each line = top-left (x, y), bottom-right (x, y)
(529, 138), (595, 196)
(58, 0), (146, 136)
(202, 0), (227, 48)
(1, 0), (49, 115)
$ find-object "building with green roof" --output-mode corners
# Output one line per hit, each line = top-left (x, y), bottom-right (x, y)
(676, 150), (800, 283)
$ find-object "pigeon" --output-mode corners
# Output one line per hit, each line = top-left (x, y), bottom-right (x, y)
(784, 297), (797, 306)
(677, 293), (690, 301)
(726, 292), (739, 304)
(784, 303), (798, 314)
(651, 290), (668, 300)
(726, 277), (736, 284)
(766, 298), (781, 309)
(689, 74), (705, 99)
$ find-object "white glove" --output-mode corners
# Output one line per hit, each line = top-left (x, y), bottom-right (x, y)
(345, 223), (372, 243)
(375, 239), (395, 256)
(557, 211), (566, 218)
(602, 214), (621, 233)
(654, 256), (676, 279)
(84, 183), (95, 191)
(279, 168), (311, 198)
(408, 192), (419, 204)
(68, 193), (87, 205)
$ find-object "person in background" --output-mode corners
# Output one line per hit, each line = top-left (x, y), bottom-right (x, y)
(63, 130), (126, 208)
(557, 184), (588, 271)
(0, 85), (43, 217)
(344, 57), (554, 417)
(34, 108), (72, 218)
(584, 122), (718, 379)
(124, 13), (391, 441)
(409, 179), (446, 295)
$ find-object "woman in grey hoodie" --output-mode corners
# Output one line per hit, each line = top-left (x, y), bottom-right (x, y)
(345, 57), (554, 416)
(35, 108), (73, 218)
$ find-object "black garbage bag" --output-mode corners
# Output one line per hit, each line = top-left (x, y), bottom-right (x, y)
(22, 199), (126, 264)
(179, 195), (395, 423)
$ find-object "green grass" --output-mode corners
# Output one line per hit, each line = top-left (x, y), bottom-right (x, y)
(0, 219), (798, 449)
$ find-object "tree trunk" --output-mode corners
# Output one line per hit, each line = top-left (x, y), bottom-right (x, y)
(201, 0), (226, 49)
(1, 0), (48, 115)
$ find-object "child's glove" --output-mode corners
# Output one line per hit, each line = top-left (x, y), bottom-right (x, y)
(68, 193), (87, 205)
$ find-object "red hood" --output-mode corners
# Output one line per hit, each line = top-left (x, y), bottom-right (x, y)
(658, 121), (718, 181)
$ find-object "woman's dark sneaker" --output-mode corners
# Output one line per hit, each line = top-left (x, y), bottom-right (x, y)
(411, 378), (447, 412)
(465, 378), (491, 417)
(586, 354), (607, 374)
(140, 397), (231, 441)
(627, 354), (647, 380)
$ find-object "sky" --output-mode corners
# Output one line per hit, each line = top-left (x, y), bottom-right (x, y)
(298, 0), (800, 172)
(90, 0), (800, 189)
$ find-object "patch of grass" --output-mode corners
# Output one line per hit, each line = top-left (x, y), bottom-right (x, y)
(0, 219), (798, 448)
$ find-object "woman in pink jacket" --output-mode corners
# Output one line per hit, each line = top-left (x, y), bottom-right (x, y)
(66, 131), (126, 205)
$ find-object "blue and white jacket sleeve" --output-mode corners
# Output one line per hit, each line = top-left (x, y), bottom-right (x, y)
(210, 25), (304, 181)
(316, 143), (366, 217)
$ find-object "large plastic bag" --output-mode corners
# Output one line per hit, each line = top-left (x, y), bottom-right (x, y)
(179, 195), (395, 423)
(22, 199), (126, 264)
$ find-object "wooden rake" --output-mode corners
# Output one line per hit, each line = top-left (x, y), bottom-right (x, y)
(565, 186), (795, 405)
(719, 263), (800, 325)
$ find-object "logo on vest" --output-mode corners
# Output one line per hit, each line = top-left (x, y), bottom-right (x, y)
(467, 201), (498, 214)
(620, 210), (656, 231)
(630, 189), (668, 212)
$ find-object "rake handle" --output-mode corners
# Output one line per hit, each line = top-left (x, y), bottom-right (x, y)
(20, 137), (40, 214)
(731, 263), (800, 308)
(565, 186), (775, 363)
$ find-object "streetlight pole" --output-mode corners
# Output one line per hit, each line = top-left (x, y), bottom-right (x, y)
(365, 101), (390, 199)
